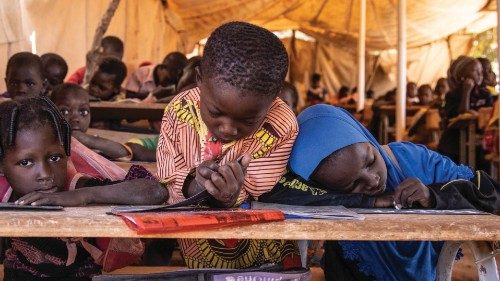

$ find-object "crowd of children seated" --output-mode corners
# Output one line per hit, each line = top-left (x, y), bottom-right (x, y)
(0, 21), (499, 281)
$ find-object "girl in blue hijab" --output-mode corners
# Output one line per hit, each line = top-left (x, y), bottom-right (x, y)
(289, 104), (474, 281)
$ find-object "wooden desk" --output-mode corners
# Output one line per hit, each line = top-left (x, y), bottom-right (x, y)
(449, 114), (478, 167)
(86, 128), (157, 144)
(0, 206), (498, 241)
(90, 102), (166, 121)
(378, 105), (425, 144)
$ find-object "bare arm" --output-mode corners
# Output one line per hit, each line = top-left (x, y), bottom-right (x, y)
(15, 178), (168, 206)
(73, 131), (130, 160)
(458, 78), (475, 114)
(126, 143), (157, 162)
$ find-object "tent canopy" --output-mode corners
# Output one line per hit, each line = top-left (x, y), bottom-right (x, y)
(0, 0), (497, 95)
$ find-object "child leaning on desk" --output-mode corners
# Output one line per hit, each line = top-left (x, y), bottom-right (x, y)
(0, 97), (167, 280)
(50, 83), (157, 162)
(156, 21), (302, 269)
(260, 104), (500, 281)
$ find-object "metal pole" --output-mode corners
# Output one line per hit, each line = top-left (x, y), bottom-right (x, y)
(357, 0), (366, 112)
(496, 0), (500, 163)
(396, 0), (407, 141)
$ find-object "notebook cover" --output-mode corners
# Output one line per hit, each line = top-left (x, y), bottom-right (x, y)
(117, 209), (285, 234)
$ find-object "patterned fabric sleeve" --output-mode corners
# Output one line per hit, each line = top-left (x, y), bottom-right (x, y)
(156, 97), (195, 204)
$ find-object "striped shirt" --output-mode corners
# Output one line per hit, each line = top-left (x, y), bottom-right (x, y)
(157, 87), (298, 205)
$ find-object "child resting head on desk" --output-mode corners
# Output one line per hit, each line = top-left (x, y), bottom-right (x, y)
(50, 83), (157, 162)
(265, 104), (499, 281)
(0, 96), (168, 280)
(156, 21), (301, 269)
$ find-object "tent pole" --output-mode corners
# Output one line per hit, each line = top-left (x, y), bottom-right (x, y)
(357, 0), (366, 112)
(396, 0), (407, 141)
(496, 0), (500, 163)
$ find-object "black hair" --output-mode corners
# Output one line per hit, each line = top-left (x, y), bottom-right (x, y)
(366, 89), (374, 99)
(0, 96), (71, 158)
(101, 36), (124, 57)
(477, 57), (492, 72)
(5, 52), (44, 78)
(281, 81), (299, 107)
(201, 21), (288, 97)
(40, 53), (68, 77)
(311, 73), (321, 83)
(339, 86), (349, 98)
(418, 84), (432, 94)
(97, 56), (127, 86)
(176, 56), (202, 92)
(50, 83), (88, 104)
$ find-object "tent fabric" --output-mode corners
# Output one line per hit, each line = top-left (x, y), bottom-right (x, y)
(0, 0), (496, 95)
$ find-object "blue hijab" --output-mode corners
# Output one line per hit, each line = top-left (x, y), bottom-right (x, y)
(289, 105), (473, 281)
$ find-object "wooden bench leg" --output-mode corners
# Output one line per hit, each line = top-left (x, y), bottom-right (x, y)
(437, 241), (499, 281)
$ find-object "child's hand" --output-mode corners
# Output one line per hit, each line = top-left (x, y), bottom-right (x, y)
(394, 178), (434, 208)
(203, 155), (251, 207)
(15, 191), (87, 207)
(373, 193), (394, 207)
(195, 160), (220, 189)
(462, 77), (475, 92)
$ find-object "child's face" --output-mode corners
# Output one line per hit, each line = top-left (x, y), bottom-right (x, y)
(311, 142), (387, 196)
(89, 71), (118, 100)
(54, 89), (91, 132)
(482, 62), (497, 87)
(406, 83), (417, 98)
(5, 65), (46, 99)
(418, 88), (434, 105)
(45, 65), (66, 90)
(0, 125), (67, 198)
(435, 79), (449, 95)
(461, 60), (483, 86)
(198, 77), (273, 143)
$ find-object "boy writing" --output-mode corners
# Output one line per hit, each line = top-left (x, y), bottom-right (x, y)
(156, 21), (301, 269)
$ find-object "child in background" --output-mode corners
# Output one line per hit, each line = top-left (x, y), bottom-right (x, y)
(41, 53), (68, 93)
(157, 21), (301, 269)
(478, 57), (497, 95)
(67, 36), (124, 85)
(306, 73), (328, 106)
(175, 56), (202, 94)
(406, 81), (419, 104)
(417, 84), (434, 106)
(125, 52), (188, 101)
(278, 81), (299, 115)
(434, 77), (449, 106)
(3, 52), (47, 99)
(438, 56), (493, 167)
(265, 104), (495, 281)
(0, 97), (167, 280)
(50, 83), (156, 162)
(88, 57), (127, 101)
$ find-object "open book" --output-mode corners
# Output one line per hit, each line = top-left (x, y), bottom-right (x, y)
(251, 202), (365, 220)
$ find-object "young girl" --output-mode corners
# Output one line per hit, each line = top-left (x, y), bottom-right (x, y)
(50, 83), (157, 162)
(3, 52), (47, 99)
(438, 56), (493, 166)
(0, 97), (167, 280)
(282, 104), (495, 281)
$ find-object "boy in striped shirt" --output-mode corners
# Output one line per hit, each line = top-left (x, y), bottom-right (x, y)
(156, 21), (301, 269)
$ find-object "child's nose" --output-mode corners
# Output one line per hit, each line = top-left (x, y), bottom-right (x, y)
(219, 122), (238, 136)
(36, 163), (53, 181)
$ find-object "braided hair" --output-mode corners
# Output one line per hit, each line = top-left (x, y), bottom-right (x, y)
(0, 96), (71, 158)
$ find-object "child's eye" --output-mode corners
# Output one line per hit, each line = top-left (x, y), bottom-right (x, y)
(80, 109), (89, 116)
(49, 155), (62, 162)
(26, 81), (36, 87)
(7, 81), (18, 87)
(17, 159), (33, 167)
(208, 109), (221, 117)
(60, 109), (70, 116)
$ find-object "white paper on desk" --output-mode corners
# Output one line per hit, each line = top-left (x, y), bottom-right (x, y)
(251, 202), (365, 220)
(351, 208), (489, 215)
